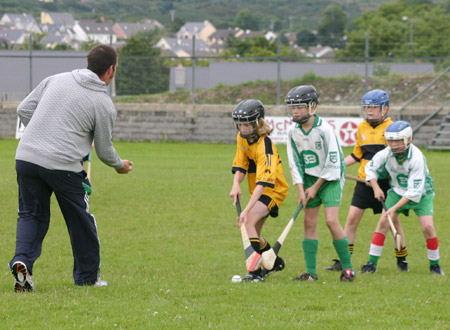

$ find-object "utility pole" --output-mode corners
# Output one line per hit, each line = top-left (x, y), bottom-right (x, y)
(364, 33), (369, 94)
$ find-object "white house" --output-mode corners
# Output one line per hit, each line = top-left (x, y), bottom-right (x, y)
(0, 13), (41, 33)
(73, 19), (117, 44)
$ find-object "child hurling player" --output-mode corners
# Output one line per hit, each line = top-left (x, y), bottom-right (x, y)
(229, 99), (289, 282)
(361, 121), (444, 275)
(285, 85), (355, 282)
(326, 90), (408, 272)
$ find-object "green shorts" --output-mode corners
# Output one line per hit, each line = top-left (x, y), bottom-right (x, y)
(386, 190), (434, 216)
(303, 174), (342, 208)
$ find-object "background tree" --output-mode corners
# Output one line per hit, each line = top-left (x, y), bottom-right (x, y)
(317, 5), (347, 48)
(296, 28), (317, 48)
(234, 9), (262, 31)
(169, 17), (184, 34)
(116, 29), (169, 95)
(80, 40), (102, 51)
(52, 44), (74, 51)
(221, 35), (298, 59)
(19, 33), (46, 50)
(337, 1), (450, 61)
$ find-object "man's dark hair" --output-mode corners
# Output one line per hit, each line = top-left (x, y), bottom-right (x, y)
(87, 45), (117, 76)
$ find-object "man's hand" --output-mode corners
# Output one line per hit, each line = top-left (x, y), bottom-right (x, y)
(116, 160), (133, 174)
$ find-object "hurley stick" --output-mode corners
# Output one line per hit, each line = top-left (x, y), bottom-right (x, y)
(236, 199), (262, 272)
(262, 203), (303, 270)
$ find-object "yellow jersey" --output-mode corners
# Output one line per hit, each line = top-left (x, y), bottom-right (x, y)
(351, 117), (393, 179)
(232, 134), (289, 207)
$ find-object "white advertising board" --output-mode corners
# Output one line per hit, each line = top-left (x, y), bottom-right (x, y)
(265, 116), (363, 146)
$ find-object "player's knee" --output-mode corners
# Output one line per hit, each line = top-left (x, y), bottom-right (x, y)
(345, 216), (360, 228)
(422, 223), (435, 237)
(325, 218), (339, 230)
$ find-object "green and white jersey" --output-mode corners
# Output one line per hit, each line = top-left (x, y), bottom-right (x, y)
(365, 143), (434, 203)
(287, 114), (345, 185)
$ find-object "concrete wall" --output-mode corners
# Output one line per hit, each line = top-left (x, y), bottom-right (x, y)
(2, 101), (446, 147)
(0, 102), (19, 138)
(170, 62), (436, 91)
(0, 50), (88, 101)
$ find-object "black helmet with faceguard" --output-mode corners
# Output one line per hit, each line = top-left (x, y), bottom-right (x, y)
(285, 85), (319, 124)
(232, 99), (265, 139)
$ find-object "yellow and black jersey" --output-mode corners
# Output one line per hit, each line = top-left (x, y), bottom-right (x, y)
(351, 117), (393, 179)
(232, 134), (289, 207)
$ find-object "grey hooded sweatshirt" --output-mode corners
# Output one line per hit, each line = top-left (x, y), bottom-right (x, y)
(16, 69), (123, 172)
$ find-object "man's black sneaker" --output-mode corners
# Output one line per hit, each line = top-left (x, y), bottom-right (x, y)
(325, 259), (342, 271)
(11, 261), (34, 292)
(397, 259), (409, 272)
(360, 261), (377, 273)
(243, 269), (265, 282)
(430, 264), (445, 275)
(340, 268), (355, 282)
(293, 272), (318, 281)
(263, 257), (285, 277)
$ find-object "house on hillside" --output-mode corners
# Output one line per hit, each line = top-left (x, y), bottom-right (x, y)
(0, 29), (28, 48)
(207, 27), (242, 53)
(234, 29), (265, 40)
(177, 20), (216, 43)
(307, 45), (334, 59)
(0, 13), (41, 33)
(113, 19), (163, 39)
(284, 31), (297, 46)
(39, 23), (78, 49)
(40, 12), (75, 28)
(73, 19), (117, 44)
(156, 37), (213, 57)
(41, 34), (72, 49)
(140, 18), (163, 29)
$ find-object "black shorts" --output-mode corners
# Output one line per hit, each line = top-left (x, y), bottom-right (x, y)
(350, 179), (390, 214)
(259, 194), (279, 218)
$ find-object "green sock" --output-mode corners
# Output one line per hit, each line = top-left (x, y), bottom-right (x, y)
(368, 255), (380, 267)
(303, 239), (319, 275)
(429, 259), (439, 266)
(333, 237), (352, 270)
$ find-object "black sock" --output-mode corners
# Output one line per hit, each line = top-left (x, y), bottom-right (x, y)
(395, 246), (408, 263)
(249, 237), (261, 254)
(348, 244), (354, 255)
(260, 239), (271, 253)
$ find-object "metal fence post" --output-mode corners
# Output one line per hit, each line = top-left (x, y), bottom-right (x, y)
(192, 35), (196, 105)
(29, 34), (33, 93)
(276, 36), (281, 105)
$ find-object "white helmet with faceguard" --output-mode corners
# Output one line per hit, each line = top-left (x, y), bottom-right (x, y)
(232, 99), (265, 139)
(361, 89), (389, 126)
(385, 121), (413, 155)
(285, 85), (319, 124)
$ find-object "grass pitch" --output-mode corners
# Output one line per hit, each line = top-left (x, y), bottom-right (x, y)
(0, 139), (448, 329)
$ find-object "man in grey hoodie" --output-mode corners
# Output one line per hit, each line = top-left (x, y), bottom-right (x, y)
(9, 45), (133, 291)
